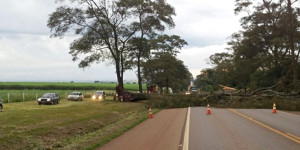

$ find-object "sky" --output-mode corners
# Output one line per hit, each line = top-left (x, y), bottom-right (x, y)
(0, 0), (241, 82)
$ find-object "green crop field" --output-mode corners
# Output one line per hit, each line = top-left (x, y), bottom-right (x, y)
(0, 82), (145, 91)
(0, 82), (146, 103)
(0, 99), (154, 150)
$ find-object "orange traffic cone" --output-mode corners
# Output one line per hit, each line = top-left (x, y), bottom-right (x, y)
(272, 103), (277, 113)
(149, 108), (153, 118)
(206, 104), (211, 115)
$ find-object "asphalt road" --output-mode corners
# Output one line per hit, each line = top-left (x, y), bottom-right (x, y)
(98, 108), (187, 150)
(187, 107), (300, 150)
(98, 107), (299, 150)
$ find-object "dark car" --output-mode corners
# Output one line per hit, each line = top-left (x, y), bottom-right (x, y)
(0, 96), (3, 111)
(92, 91), (106, 100)
(37, 93), (60, 105)
(67, 92), (84, 101)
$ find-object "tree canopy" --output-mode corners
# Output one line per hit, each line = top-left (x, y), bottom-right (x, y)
(142, 53), (192, 93)
(48, 0), (185, 90)
(196, 0), (300, 92)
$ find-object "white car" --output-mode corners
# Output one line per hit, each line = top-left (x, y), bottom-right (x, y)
(67, 92), (84, 101)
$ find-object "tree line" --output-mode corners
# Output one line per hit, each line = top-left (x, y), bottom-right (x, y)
(48, 0), (191, 93)
(195, 0), (300, 93)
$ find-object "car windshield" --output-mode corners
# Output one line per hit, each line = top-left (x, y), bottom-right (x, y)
(70, 92), (80, 95)
(95, 91), (103, 94)
(42, 93), (54, 98)
(191, 87), (197, 90)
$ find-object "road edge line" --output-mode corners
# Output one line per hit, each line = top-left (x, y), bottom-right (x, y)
(183, 107), (190, 150)
(279, 111), (300, 117)
(229, 109), (300, 144)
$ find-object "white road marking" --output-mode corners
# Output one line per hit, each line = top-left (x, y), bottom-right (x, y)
(183, 107), (190, 150)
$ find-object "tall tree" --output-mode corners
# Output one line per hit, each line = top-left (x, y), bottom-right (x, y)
(48, 0), (138, 89)
(126, 0), (185, 93)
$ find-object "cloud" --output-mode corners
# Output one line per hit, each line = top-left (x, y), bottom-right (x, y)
(0, 33), (133, 82)
(0, 0), (241, 82)
(177, 44), (228, 78)
(168, 0), (241, 47)
(0, 0), (57, 34)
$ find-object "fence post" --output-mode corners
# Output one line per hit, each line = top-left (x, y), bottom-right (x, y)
(23, 92), (25, 102)
(7, 93), (9, 103)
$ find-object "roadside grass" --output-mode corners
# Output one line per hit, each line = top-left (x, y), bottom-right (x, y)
(0, 98), (152, 150)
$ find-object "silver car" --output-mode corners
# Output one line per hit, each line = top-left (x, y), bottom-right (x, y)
(67, 92), (84, 101)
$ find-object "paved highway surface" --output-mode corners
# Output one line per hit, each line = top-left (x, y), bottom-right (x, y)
(187, 107), (300, 150)
(98, 107), (299, 150)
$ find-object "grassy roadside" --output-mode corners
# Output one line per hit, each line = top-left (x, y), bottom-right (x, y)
(0, 99), (155, 150)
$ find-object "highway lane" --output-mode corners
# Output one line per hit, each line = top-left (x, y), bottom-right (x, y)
(235, 109), (300, 138)
(188, 107), (300, 150)
(99, 108), (187, 150)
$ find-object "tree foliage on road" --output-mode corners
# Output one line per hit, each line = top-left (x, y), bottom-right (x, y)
(197, 0), (300, 93)
(47, 0), (186, 91)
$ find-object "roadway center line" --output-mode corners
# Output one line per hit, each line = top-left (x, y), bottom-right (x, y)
(287, 133), (300, 141)
(183, 107), (190, 150)
(229, 109), (300, 144)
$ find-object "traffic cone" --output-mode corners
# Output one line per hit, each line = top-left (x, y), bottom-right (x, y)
(206, 104), (211, 115)
(149, 108), (153, 118)
(272, 103), (277, 113)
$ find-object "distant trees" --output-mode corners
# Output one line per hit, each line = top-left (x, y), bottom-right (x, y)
(142, 53), (192, 93)
(196, 0), (300, 92)
(48, 0), (187, 92)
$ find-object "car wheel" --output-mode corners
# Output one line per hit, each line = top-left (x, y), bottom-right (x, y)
(38, 102), (41, 105)
(0, 105), (3, 111)
(57, 101), (59, 104)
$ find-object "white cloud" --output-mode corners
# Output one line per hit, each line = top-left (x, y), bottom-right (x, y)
(177, 44), (228, 78)
(168, 0), (241, 46)
(0, 0), (56, 34)
(0, 0), (241, 82)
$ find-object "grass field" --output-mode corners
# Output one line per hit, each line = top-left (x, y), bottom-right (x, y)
(0, 98), (153, 150)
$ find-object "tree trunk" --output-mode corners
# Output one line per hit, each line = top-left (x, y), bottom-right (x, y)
(137, 57), (143, 93)
(166, 78), (169, 94)
(115, 57), (124, 89)
(287, 0), (297, 84)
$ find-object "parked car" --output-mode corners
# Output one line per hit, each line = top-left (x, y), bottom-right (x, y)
(67, 92), (84, 101)
(92, 91), (106, 100)
(37, 93), (60, 105)
(0, 96), (3, 111)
